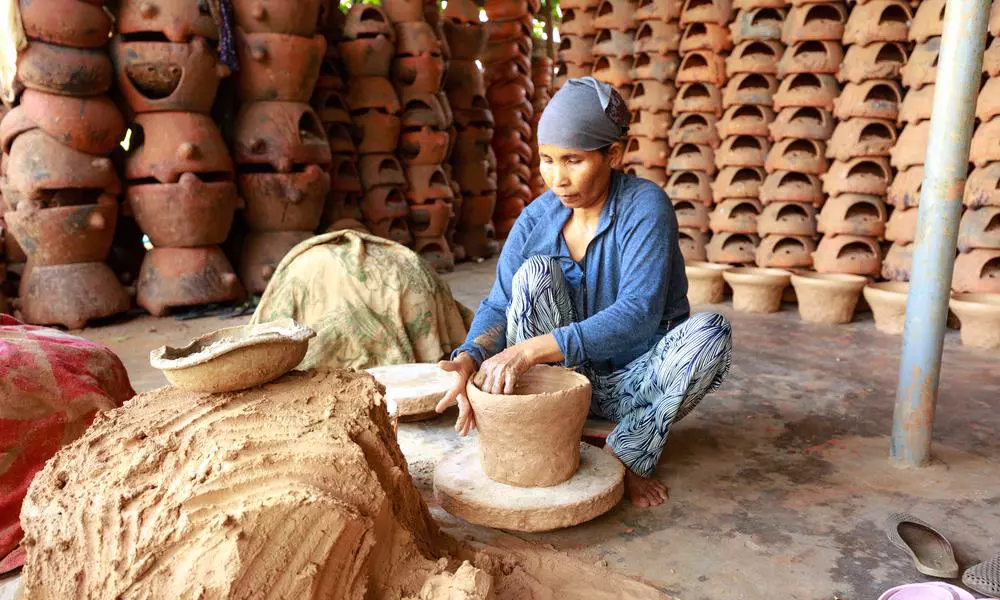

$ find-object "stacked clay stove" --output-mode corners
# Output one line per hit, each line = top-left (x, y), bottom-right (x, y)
(1, 0), (130, 328)
(444, 0), (501, 260)
(555, 0), (599, 91)
(232, 0), (331, 295)
(591, 0), (635, 110)
(621, 0), (679, 188)
(0, 103), (19, 312)
(484, 0), (539, 238)
(529, 45), (554, 198)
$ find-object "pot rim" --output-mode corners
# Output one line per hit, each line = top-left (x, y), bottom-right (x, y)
(466, 364), (590, 403)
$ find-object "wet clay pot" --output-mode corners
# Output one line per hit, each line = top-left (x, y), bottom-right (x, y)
(833, 80), (902, 122)
(781, 3), (847, 44)
(17, 262), (129, 329)
(726, 40), (782, 75)
(779, 41), (844, 78)
(233, 102), (332, 171)
(729, 6), (786, 44)
(16, 42), (113, 96)
(679, 227), (710, 261)
(791, 272), (867, 324)
(901, 38), (940, 89)
(240, 230), (313, 294)
(673, 199), (711, 231)
(668, 143), (717, 174)
(630, 110), (673, 140)
(631, 52), (680, 82)
(343, 4), (396, 40)
(680, 0), (735, 26)
(863, 281), (909, 335)
(233, 0), (324, 35)
(773, 73), (839, 111)
(760, 170), (823, 206)
(6, 130), (120, 202)
(352, 110), (402, 154)
(722, 267), (791, 313)
(686, 261), (732, 304)
(755, 234), (816, 268)
(467, 364), (592, 487)
(394, 52), (447, 96)
(707, 231), (759, 264)
(409, 201), (453, 239)
(128, 174), (238, 246)
(764, 138), (827, 175)
(5, 203), (117, 266)
(950, 294), (1000, 349)
(722, 73), (778, 108)
(885, 205), (918, 244)
(4, 90), (125, 155)
(843, 0), (912, 45)
(882, 241), (912, 281)
(236, 31), (326, 102)
(888, 165), (924, 208)
(126, 112), (234, 184)
(634, 21), (682, 54)
(757, 201), (816, 236)
(713, 166), (764, 202)
(768, 106), (834, 141)
(666, 170), (714, 205)
(717, 105), (773, 138)
(817, 194), (887, 237)
(669, 113), (721, 147)
(959, 207), (1000, 252)
(827, 118), (896, 161)
(715, 136), (770, 170)
(110, 37), (228, 114)
(812, 235), (883, 277)
(673, 83), (723, 117)
(21, 0), (113, 47)
(680, 23), (733, 53)
(117, 0), (218, 42)
(953, 249), (1000, 293)
(837, 42), (907, 84)
(240, 165), (330, 232)
(137, 247), (245, 316)
(676, 51), (728, 85)
(821, 157), (891, 197)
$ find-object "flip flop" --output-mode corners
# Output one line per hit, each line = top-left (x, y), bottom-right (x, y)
(963, 553), (1000, 597)
(886, 513), (961, 579)
(878, 582), (976, 600)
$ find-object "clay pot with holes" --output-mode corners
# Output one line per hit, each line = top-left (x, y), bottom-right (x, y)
(881, 243), (913, 281)
(623, 137), (669, 168)
(970, 119), (1000, 168)
(352, 110), (402, 154)
(778, 41), (843, 77)
(717, 105), (773, 138)
(4, 91), (124, 156)
(358, 154), (407, 190)
(397, 22), (443, 57)
(631, 52), (680, 82)
(343, 4), (396, 40)
(325, 122), (357, 157)
(630, 111), (673, 140)
(446, 61), (488, 105)
(338, 35), (394, 78)
(233, 0), (323, 35)
(773, 73), (839, 111)
(414, 237), (455, 272)
(555, 62), (592, 82)
(722, 73), (778, 108)
(593, 29), (636, 59)
(7, 130), (120, 203)
(666, 170), (714, 205)
(838, 42), (907, 84)
(406, 165), (455, 204)
(482, 36), (531, 65)
(323, 191), (364, 225)
(833, 80), (902, 122)
(953, 250), (1000, 294)
(888, 165), (923, 208)
(760, 170), (823, 206)
(965, 164), (1000, 209)
(680, 23), (733, 53)
(822, 157), (892, 197)
(781, 3), (847, 44)
(443, 21), (487, 61)
(673, 199), (711, 231)
(902, 38), (940, 89)
(668, 143), (717, 175)
(812, 235), (883, 277)
(117, 0), (218, 42)
(884, 206), (918, 244)
(629, 81), (678, 113)
(109, 37), (228, 114)
(128, 174), (238, 246)
(729, 6), (785, 43)
(715, 136), (770, 170)
(401, 93), (450, 130)
(713, 166), (765, 202)
(21, 0), (113, 47)
(368, 217), (413, 246)
(240, 165), (330, 232)
(16, 43), (113, 96)
(233, 102), (332, 172)
(985, 38), (1000, 78)
(680, 0), (734, 26)
(17, 262), (129, 328)
(635, 21), (682, 54)
(890, 121), (930, 170)
(673, 83), (723, 117)
(314, 90), (351, 124)
(559, 9), (597, 37)
(726, 40), (782, 75)
(676, 51), (728, 85)
(455, 223), (499, 260)
(454, 126), (494, 161)
(460, 194), (497, 228)
(635, 0), (682, 19)
(380, 0), (425, 23)
(558, 36), (595, 65)
(764, 138), (827, 174)
(136, 247), (244, 316)
(707, 232), (760, 264)
(908, 0), (945, 42)
(755, 235), (815, 268)
(394, 52), (447, 96)
(239, 231), (313, 294)
(768, 107), (834, 141)
(817, 194), (887, 237)
(126, 112), (233, 184)
(236, 31), (326, 102)
(593, 0), (637, 30)
(408, 200), (452, 238)
(487, 78), (534, 109)
(757, 202), (816, 236)
(327, 155), (363, 194)
(361, 187), (409, 223)
(590, 56), (633, 88)
(843, 0), (912, 45)
(678, 228), (710, 261)
(5, 203), (117, 266)
(455, 160), (497, 194)
(827, 118), (896, 161)
(974, 81), (1000, 123)
(709, 199), (762, 234)
(957, 207), (1000, 252)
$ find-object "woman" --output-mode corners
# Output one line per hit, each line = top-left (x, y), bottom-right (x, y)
(435, 77), (733, 508)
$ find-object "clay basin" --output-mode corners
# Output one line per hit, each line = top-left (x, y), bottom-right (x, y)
(950, 293), (1000, 349)
(150, 318), (316, 393)
(722, 267), (792, 313)
(790, 272), (868, 325)
(863, 281), (909, 335)
(466, 365), (591, 488)
(685, 261), (732, 305)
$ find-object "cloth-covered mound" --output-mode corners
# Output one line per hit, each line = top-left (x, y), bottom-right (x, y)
(251, 231), (473, 370)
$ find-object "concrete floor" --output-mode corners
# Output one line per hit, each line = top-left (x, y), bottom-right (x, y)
(10, 258), (1000, 600)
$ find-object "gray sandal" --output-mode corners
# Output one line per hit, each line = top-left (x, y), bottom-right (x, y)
(885, 513), (960, 579)
(963, 553), (1000, 596)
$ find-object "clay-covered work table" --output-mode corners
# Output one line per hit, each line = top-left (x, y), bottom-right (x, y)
(366, 362), (457, 421)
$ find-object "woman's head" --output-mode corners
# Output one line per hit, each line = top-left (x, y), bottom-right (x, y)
(537, 77), (630, 209)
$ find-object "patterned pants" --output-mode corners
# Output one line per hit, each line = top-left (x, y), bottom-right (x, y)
(506, 256), (733, 477)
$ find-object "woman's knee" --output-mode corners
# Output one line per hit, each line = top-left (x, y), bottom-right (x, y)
(511, 256), (560, 296)
(686, 312), (732, 340)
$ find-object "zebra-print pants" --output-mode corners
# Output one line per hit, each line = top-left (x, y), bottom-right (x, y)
(506, 256), (733, 477)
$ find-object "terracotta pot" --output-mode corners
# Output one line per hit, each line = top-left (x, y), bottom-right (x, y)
(679, 0), (735, 26)
(110, 37), (227, 114)
(906, 0), (943, 40)
(889, 121), (930, 170)
(680, 23), (733, 53)
(779, 40), (843, 78)
(821, 157), (891, 197)
(396, 21), (443, 58)
(958, 207), (1000, 252)
(816, 194), (887, 237)
(336, 36), (394, 79)
(843, 0), (911, 45)
(315, 52), (346, 91)
(949, 293), (1000, 349)
(399, 93), (448, 130)
(326, 155), (361, 194)
(678, 227), (710, 261)
(685, 261), (732, 304)
(313, 89), (351, 124)
(761, 170), (823, 206)
(953, 249), (1000, 293)
(129, 175), (238, 246)
(367, 216), (413, 246)
(812, 234), (882, 277)
(626, 110), (670, 140)
(991, 0), (1000, 36)
(722, 267), (791, 313)
(726, 40), (782, 76)
(484, 0), (534, 21)
(4, 90), (124, 156)
(635, 0), (682, 20)
(381, 0), (425, 23)
(455, 223), (499, 259)
(673, 83), (723, 116)
(555, 61), (592, 81)
(764, 138), (827, 174)
(826, 118), (896, 162)
(668, 143), (717, 175)
(443, 21), (487, 61)
(707, 231), (759, 264)
(557, 35), (595, 65)
(593, 0), (637, 30)
(416, 236), (456, 272)
(790, 272), (867, 324)
(322, 191), (364, 225)
(233, 102), (332, 171)
(352, 110), (402, 154)
(755, 234), (815, 269)
(361, 186), (409, 222)
(668, 112), (721, 147)
(833, 80), (902, 122)
(454, 160), (497, 194)
(975, 79), (1000, 123)
(773, 72), (839, 111)
(233, 0), (323, 35)
(7, 130), (120, 201)
(881, 241), (913, 281)
(235, 31), (325, 102)
(593, 28), (637, 59)
(454, 125), (494, 160)
(635, 21), (681, 54)
(16, 42), (112, 96)
(443, 0), (482, 24)
(729, 6), (786, 44)
(631, 52), (680, 82)
(446, 60), (488, 105)
(734, 0), (785, 9)
(985, 37), (1000, 78)
(901, 38), (940, 89)
(394, 52), (447, 95)
(757, 202), (816, 236)
(628, 81), (677, 114)
(713, 165), (764, 202)
(676, 50), (727, 85)
(709, 198), (762, 234)
(590, 56), (633, 88)
(887, 165), (923, 208)
(882, 205), (917, 244)
(399, 126), (450, 165)
(406, 165), (455, 204)
(326, 218), (370, 234)
(970, 119), (1000, 169)
(965, 164), (1000, 209)
(863, 281), (909, 334)
(358, 154), (406, 190)
(459, 193), (497, 228)
(117, 0), (218, 42)
(239, 230), (312, 294)
(837, 42), (906, 84)
(239, 166), (330, 232)
(781, 3), (847, 44)
(482, 36), (531, 65)
(20, 0), (112, 48)
(17, 262), (129, 329)
(324, 122), (357, 157)
(343, 4), (395, 40)
(715, 135), (770, 170)
(673, 198), (711, 231)
(666, 169), (713, 205)
(559, 8), (597, 37)
(487, 77), (534, 109)
(408, 200), (453, 238)
(717, 105), (773, 138)
(126, 112), (233, 184)
(5, 202), (117, 266)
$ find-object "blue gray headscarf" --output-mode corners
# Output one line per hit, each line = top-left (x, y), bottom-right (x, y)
(537, 77), (630, 151)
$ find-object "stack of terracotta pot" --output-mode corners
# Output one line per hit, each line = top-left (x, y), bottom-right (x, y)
(484, 0), (538, 238)
(555, 0), (599, 90)
(0, 102), (17, 312)
(666, 0), (731, 262)
(591, 0), (635, 104)
(621, 0), (678, 188)
(0, 1), (131, 328)
(529, 45), (553, 198)
(444, 0), (500, 260)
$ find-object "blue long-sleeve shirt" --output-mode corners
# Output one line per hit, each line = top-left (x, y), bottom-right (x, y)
(454, 170), (690, 374)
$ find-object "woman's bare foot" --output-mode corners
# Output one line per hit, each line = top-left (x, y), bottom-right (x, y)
(602, 444), (668, 508)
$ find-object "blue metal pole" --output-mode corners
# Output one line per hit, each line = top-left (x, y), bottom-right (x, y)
(890, 0), (990, 467)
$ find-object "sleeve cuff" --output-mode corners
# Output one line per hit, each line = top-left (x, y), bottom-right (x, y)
(451, 344), (486, 368)
(552, 323), (586, 367)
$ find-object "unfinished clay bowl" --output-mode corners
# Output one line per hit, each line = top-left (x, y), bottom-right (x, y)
(843, 0), (912, 45)
(680, 23), (734, 53)
(343, 4), (395, 40)
(17, 262), (129, 329)
(723, 267), (791, 313)
(757, 202), (816, 236)
(137, 247), (245, 316)
(778, 41), (843, 78)
(5, 202), (117, 266)
(233, 0), (323, 35)
(722, 73), (778, 108)
(812, 235), (883, 277)
(236, 32), (326, 102)
(773, 73), (839, 111)
(679, 227), (710, 261)
(713, 166), (764, 202)
(685, 261), (732, 304)
(673, 83), (723, 117)
(790, 272), (867, 324)
(4, 90), (125, 156)
(20, 0), (113, 48)
(126, 112), (234, 184)
(6, 130), (120, 202)
(768, 106), (834, 141)
(680, 0), (735, 26)
(781, 3), (847, 44)
(949, 294), (1000, 350)
(901, 38), (940, 89)
(151, 318), (315, 393)
(668, 143), (717, 175)
(117, 0), (218, 42)
(676, 51), (728, 85)
(240, 230), (313, 294)
(714, 136), (770, 170)
(233, 102), (331, 172)
(833, 80), (902, 122)
(816, 194), (887, 237)
(467, 365), (592, 487)
(821, 157), (892, 197)
(239, 166), (330, 232)
(827, 118), (896, 161)
(717, 105), (773, 138)
(707, 232), (759, 264)
(755, 234), (816, 268)
(16, 42), (113, 96)
(837, 42), (907, 84)
(635, 21), (682, 54)
(726, 40), (782, 76)
(863, 281), (909, 335)
(953, 249), (1000, 293)
(765, 138), (827, 175)
(128, 174), (238, 247)
(110, 37), (228, 114)
(729, 6), (785, 43)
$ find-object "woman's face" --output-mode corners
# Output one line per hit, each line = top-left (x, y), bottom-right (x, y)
(538, 143), (621, 210)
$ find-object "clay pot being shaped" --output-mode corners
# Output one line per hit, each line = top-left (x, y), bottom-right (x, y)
(817, 194), (887, 237)
(965, 163), (1000, 209)
(826, 118), (896, 161)
(668, 143), (717, 175)
(863, 281), (909, 334)
(837, 42), (907, 84)
(757, 202), (817, 236)
(890, 121), (930, 170)
(764, 138), (827, 175)
(680, 0), (735, 26)
(673, 83), (723, 116)
(4, 91), (124, 156)
(843, 0), (912, 45)
(233, 0), (324, 35)
(778, 41), (843, 78)
(888, 165), (923, 208)
(790, 272), (867, 325)
(716, 105), (772, 138)
(629, 81), (677, 113)
(901, 38), (940, 89)
(833, 80), (903, 122)
(666, 170), (714, 205)
(686, 261), (732, 304)
(755, 234), (815, 268)
(128, 174), (238, 246)
(709, 199), (762, 234)
(240, 230), (313, 294)
(558, 35), (596, 64)
(668, 113), (720, 148)
(17, 262), (129, 329)
(233, 102), (332, 172)
(467, 364), (592, 487)
(235, 31), (326, 102)
(126, 112), (233, 184)
(593, 0), (637, 30)
(761, 170), (823, 206)
(15, 42), (113, 96)
(812, 235), (883, 277)
(136, 246), (245, 317)
(110, 37), (228, 114)
(343, 4), (396, 40)
(953, 249), (1000, 293)
(949, 294), (1000, 349)
(729, 6), (785, 44)
(394, 51), (447, 96)
(725, 40), (782, 76)
(909, 0), (945, 43)
(591, 56), (634, 88)
(593, 29), (637, 59)
(4, 202), (117, 266)
(631, 52), (680, 82)
(882, 241), (913, 281)
(768, 106), (834, 141)
(714, 135), (770, 169)
(679, 227), (710, 261)
(117, 0), (218, 42)
(821, 157), (891, 197)
(358, 154), (407, 190)
(629, 110), (672, 139)
(722, 73), (778, 108)
(722, 267), (791, 312)
(781, 3), (847, 44)
(958, 207), (1000, 252)
(772, 73), (839, 111)
(884, 205), (917, 244)
(634, 21), (682, 54)
(676, 51), (728, 85)
(338, 35), (394, 78)
(707, 231), (759, 264)
(240, 165), (330, 232)
(680, 23), (734, 53)
(6, 130), (120, 203)
(713, 166), (764, 202)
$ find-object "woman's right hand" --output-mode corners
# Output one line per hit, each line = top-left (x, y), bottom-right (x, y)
(435, 353), (478, 436)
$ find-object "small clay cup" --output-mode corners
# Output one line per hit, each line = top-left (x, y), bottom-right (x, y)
(790, 272), (868, 325)
(685, 261), (732, 304)
(950, 293), (1000, 349)
(467, 365), (592, 488)
(863, 281), (909, 335)
(723, 267), (791, 313)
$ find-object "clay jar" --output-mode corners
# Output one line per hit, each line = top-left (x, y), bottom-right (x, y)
(790, 272), (867, 325)
(466, 365), (592, 487)
(686, 261), (732, 304)
(236, 31), (326, 102)
(863, 281), (909, 335)
(233, 0), (324, 35)
(949, 294), (1000, 350)
(128, 174), (238, 247)
(110, 37), (228, 114)
(722, 267), (791, 313)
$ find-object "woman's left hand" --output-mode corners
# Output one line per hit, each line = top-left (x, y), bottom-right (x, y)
(473, 344), (534, 395)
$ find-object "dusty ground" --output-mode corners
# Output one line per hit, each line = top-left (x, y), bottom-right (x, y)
(8, 257), (1000, 600)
